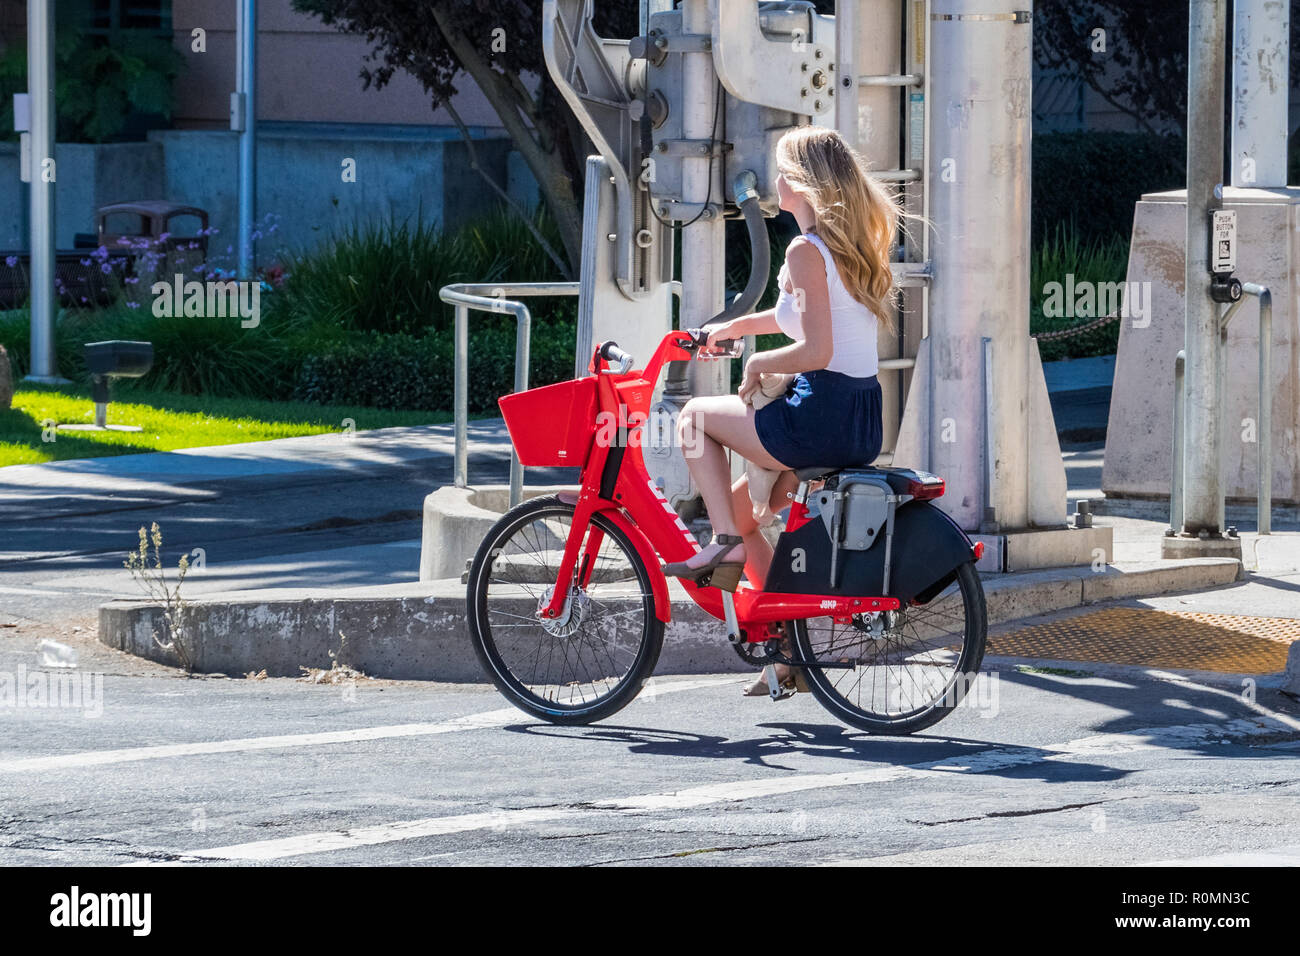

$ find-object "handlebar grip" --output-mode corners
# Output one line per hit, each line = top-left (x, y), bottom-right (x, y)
(599, 341), (634, 373)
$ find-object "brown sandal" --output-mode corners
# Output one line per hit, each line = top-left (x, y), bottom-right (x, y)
(661, 533), (746, 591)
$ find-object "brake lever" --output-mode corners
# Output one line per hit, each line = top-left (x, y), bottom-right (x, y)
(684, 328), (743, 360)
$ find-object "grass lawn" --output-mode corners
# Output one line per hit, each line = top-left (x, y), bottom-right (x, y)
(1, 384), (465, 467)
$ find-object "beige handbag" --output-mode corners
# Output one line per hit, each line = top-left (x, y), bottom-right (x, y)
(742, 371), (795, 525)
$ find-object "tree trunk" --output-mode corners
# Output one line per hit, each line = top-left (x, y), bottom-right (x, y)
(429, 3), (584, 273)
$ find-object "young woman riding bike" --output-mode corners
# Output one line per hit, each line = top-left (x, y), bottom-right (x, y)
(663, 126), (906, 698)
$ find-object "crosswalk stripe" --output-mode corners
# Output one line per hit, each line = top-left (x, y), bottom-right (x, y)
(0, 676), (737, 774)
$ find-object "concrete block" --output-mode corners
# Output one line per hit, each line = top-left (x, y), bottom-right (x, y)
(420, 483), (578, 581)
(972, 526), (1112, 572)
(1160, 534), (1244, 560)
(1285, 641), (1300, 697)
(1004, 525), (1113, 571)
(1104, 187), (1300, 504)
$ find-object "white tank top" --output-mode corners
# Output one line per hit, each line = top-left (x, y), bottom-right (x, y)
(773, 232), (880, 377)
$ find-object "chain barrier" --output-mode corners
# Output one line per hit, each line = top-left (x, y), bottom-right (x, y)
(1031, 310), (1122, 342)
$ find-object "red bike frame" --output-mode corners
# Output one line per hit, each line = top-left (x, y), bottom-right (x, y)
(501, 330), (900, 645)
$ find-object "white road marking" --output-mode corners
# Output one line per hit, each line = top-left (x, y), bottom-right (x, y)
(167, 809), (570, 862)
(1143, 844), (1300, 866)
(0, 676), (737, 774)
(136, 714), (1287, 865)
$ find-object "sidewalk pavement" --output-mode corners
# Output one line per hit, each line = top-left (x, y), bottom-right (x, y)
(0, 419), (516, 527)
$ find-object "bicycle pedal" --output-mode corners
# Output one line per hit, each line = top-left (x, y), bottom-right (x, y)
(763, 665), (796, 701)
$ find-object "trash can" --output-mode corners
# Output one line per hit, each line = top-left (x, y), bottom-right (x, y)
(97, 201), (209, 279)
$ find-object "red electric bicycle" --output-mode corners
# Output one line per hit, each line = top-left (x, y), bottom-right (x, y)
(466, 329), (987, 735)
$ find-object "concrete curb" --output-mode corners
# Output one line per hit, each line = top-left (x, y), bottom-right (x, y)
(98, 558), (1246, 681)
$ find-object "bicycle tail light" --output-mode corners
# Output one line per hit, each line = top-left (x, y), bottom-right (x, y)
(905, 472), (945, 500)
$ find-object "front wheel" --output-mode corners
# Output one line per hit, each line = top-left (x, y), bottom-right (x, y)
(465, 495), (664, 724)
(792, 561), (987, 735)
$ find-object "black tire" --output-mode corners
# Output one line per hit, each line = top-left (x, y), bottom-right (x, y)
(465, 494), (664, 724)
(792, 560), (987, 735)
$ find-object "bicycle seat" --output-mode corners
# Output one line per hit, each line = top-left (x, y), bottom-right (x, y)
(793, 464), (856, 481)
(793, 464), (933, 495)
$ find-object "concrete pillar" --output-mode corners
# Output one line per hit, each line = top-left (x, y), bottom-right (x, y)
(921, 0), (1063, 532)
(681, 0), (728, 399)
(1231, 0), (1290, 189)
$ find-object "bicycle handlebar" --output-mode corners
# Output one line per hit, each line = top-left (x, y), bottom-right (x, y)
(593, 329), (742, 381)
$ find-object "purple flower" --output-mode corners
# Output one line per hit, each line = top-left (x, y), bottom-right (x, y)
(100, 263), (112, 274)
(80, 258), (92, 266)
(4, 255), (16, 267)
(126, 301), (139, 309)
(158, 232), (170, 242)
(94, 245), (109, 260)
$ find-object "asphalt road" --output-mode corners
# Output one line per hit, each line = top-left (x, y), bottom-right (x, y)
(4, 420), (1300, 866)
(1, 644), (1298, 865)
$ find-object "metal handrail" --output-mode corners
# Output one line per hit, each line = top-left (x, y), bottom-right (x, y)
(438, 282), (579, 508)
(1220, 282), (1274, 534)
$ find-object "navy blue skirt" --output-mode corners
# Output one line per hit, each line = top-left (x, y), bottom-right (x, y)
(754, 369), (883, 469)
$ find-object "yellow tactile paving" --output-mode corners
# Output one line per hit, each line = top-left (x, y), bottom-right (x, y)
(989, 608), (1298, 674)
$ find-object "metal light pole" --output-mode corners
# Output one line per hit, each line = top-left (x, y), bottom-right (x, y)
(25, 0), (62, 383)
(235, 0), (257, 279)
(1180, 0), (1228, 538)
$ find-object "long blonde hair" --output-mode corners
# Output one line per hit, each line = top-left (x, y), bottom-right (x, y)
(776, 126), (918, 335)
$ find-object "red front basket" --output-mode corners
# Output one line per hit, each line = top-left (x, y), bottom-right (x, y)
(498, 377), (598, 467)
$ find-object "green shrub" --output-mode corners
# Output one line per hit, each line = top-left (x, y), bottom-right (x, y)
(273, 205), (572, 338)
(1030, 222), (1130, 362)
(0, 304), (299, 399)
(292, 318), (579, 412)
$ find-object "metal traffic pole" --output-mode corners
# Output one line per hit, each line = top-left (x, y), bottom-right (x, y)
(24, 0), (62, 383)
(235, 0), (257, 280)
(1178, 0), (1228, 540)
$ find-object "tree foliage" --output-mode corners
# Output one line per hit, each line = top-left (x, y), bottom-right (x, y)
(1034, 0), (1300, 136)
(292, 0), (640, 272)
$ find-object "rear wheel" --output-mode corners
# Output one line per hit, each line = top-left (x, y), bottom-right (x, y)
(792, 561), (987, 735)
(465, 495), (664, 724)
